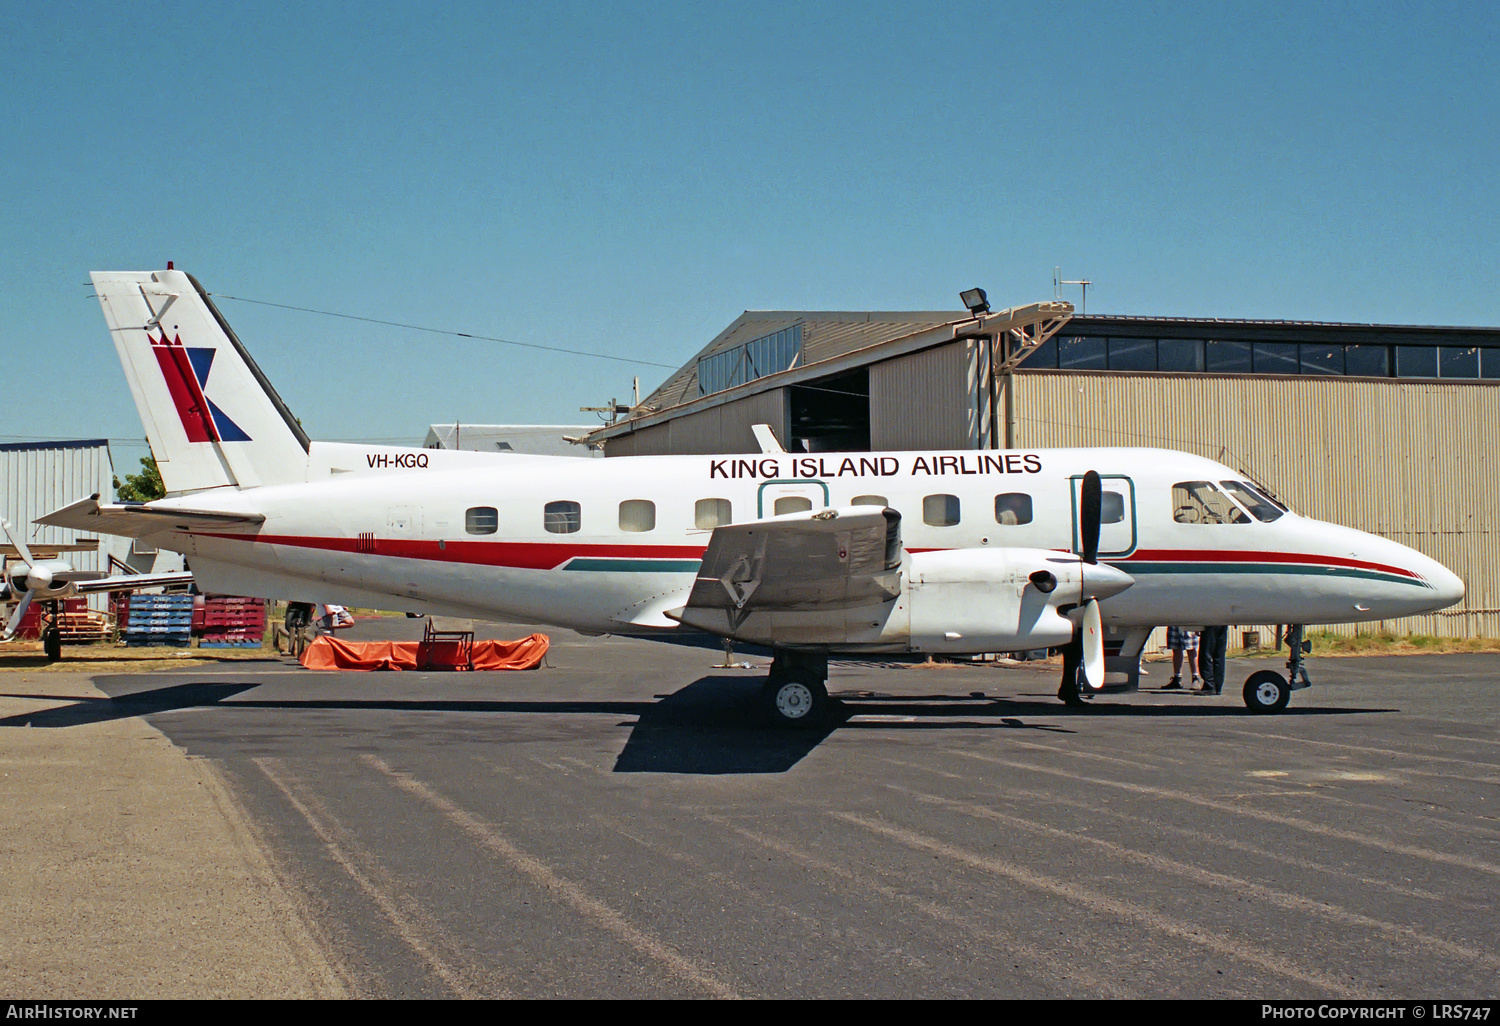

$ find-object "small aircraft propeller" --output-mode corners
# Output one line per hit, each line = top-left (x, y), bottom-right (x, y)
(1059, 470), (1122, 703)
(2, 519), (74, 641)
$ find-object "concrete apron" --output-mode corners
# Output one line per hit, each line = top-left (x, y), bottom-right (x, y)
(0, 672), (346, 998)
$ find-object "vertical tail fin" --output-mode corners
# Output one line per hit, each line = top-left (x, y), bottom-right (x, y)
(92, 269), (311, 494)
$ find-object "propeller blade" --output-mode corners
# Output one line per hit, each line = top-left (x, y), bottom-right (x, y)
(1079, 471), (1101, 565)
(3, 589), (35, 641)
(1080, 598), (1105, 690)
(2, 519), (37, 568)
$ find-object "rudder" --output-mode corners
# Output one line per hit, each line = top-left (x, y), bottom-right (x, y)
(92, 268), (310, 494)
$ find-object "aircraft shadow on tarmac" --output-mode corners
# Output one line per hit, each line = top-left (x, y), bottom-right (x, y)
(1, 674), (1395, 775)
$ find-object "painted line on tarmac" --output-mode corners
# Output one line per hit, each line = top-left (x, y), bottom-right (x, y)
(255, 758), (493, 999)
(1225, 729), (1500, 773)
(877, 763), (1453, 905)
(834, 810), (1373, 998)
(956, 750), (1500, 878)
(713, 816), (1138, 999)
(889, 783), (1500, 978)
(363, 754), (742, 1000)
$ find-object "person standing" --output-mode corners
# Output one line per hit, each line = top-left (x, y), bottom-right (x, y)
(1165, 627), (1200, 690)
(1198, 625), (1229, 695)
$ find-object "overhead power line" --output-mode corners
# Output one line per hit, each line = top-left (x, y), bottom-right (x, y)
(213, 294), (678, 370)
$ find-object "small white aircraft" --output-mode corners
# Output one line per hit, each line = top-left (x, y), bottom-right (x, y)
(2, 518), (195, 656)
(41, 268), (1464, 720)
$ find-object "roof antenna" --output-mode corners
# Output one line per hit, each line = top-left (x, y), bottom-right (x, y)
(1053, 266), (1091, 314)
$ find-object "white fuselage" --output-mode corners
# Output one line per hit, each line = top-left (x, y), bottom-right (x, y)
(143, 442), (1464, 652)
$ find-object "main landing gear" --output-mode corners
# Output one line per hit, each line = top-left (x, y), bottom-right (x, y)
(763, 650), (830, 728)
(1242, 623), (1312, 714)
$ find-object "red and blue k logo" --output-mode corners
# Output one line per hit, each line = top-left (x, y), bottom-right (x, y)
(149, 332), (251, 442)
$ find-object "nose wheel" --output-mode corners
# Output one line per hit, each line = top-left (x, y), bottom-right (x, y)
(1241, 624), (1311, 714)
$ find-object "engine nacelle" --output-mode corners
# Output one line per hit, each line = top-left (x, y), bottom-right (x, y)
(905, 548), (1084, 654)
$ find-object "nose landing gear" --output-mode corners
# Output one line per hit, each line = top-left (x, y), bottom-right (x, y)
(1242, 624), (1312, 714)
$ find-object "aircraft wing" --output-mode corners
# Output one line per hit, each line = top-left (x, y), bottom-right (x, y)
(36, 498), (265, 539)
(0, 540), (99, 557)
(672, 506), (902, 632)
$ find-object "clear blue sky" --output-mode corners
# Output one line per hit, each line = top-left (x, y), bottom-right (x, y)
(4, 1), (1496, 461)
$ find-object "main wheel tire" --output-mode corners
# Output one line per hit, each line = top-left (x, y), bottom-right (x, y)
(763, 677), (828, 728)
(1243, 670), (1291, 714)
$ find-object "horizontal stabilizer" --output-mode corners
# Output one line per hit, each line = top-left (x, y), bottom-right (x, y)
(37, 497), (264, 539)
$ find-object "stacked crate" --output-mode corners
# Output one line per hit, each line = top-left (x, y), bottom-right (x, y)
(120, 594), (194, 646)
(198, 596), (268, 647)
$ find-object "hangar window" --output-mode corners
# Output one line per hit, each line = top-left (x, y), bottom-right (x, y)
(1205, 340), (1254, 373)
(1058, 336), (1107, 370)
(1396, 346), (1438, 377)
(851, 494), (888, 507)
(774, 496), (813, 516)
(465, 506), (498, 535)
(1106, 338), (1156, 371)
(1483, 348), (1500, 379)
(1157, 339), (1205, 372)
(544, 500), (581, 534)
(1439, 346), (1480, 378)
(697, 324), (803, 396)
(1171, 482), (1250, 525)
(1300, 344), (1345, 375)
(1253, 343), (1300, 375)
(923, 494), (961, 527)
(994, 493), (1033, 525)
(695, 498), (732, 529)
(618, 500), (656, 532)
(1345, 345), (1390, 377)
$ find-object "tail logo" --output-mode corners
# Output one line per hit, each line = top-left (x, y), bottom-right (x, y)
(148, 332), (251, 443)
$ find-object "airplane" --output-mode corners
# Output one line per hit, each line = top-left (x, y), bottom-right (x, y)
(2, 518), (195, 657)
(38, 267), (1465, 721)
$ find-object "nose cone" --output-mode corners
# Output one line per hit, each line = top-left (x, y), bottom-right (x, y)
(1082, 561), (1135, 602)
(1419, 557), (1465, 611)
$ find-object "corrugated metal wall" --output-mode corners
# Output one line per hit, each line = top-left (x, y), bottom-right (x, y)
(1015, 372), (1498, 637)
(606, 389), (787, 456)
(869, 341), (977, 450)
(1, 442), (116, 610)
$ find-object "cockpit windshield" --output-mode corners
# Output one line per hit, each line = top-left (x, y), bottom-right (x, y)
(1221, 480), (1285, 522)
(1172, 481), (1252, 524)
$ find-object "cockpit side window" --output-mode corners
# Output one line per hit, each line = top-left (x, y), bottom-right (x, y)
(1172, 481), (1251, 524)
(1221, 481), (1284, 522)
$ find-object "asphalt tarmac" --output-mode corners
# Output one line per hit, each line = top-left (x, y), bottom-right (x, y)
(5, 623), (1499, 999)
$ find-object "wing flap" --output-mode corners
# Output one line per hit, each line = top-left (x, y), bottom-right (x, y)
(679, 506), (901, 624)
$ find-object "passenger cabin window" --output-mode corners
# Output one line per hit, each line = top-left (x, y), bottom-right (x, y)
(923, 494), (960, 527)
(994, 493), (1033, 525)
(851, 494), (888, 507)
(695, 498), (732, 529)
(618, 499), (656, 532)
(1221, 481), (1284, 522)
(465, 506), (498, 535)
(774, 496), (813, 516)
(544, 500), (581, 534)
(1171, 482), (1250, 524)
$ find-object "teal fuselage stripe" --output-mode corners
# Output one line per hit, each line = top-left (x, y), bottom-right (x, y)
(562, 557), (702, 573)
(1119, 562), (1430, 588)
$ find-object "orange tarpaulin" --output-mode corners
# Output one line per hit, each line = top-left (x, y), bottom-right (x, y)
(299, 634), (549, 671)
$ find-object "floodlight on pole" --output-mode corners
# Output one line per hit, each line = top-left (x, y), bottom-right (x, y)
(960, 287), (990, 316)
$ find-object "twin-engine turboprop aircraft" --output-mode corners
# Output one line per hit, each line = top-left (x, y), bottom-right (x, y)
(40, 268), (1465, 722)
